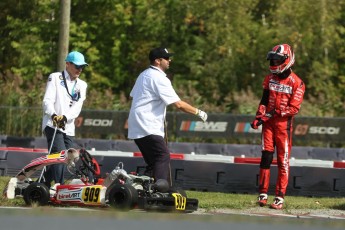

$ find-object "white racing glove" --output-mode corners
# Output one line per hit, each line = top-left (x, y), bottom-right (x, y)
(196, 109), (208, 122)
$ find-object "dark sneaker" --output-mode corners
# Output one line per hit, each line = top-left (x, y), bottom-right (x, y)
(257, 193), (268, 207)
(270, 197), (284, 209)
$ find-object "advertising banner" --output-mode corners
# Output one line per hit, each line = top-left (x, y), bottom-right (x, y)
(75, 111), (345, 143)
(75, 110), (127, 136)
(293, 117), (345, 142)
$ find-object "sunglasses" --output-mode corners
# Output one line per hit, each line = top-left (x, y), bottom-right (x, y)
(71, 63), (86, 70)
(160, 57), (171, 61)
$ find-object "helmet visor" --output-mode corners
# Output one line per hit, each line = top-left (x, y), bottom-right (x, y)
(267, 51), (286, 66)
(266, 51), (286, 61)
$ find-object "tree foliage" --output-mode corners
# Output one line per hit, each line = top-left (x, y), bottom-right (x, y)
(1, 0), (345, 116)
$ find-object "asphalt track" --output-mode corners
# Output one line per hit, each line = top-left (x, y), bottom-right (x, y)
(0, 207), (344, 230)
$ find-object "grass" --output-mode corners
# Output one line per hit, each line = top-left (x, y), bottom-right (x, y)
(1, 176), (345, 213)
(187, 190), (345, 211)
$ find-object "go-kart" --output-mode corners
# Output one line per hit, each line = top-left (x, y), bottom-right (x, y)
(3, 148), (198, 212)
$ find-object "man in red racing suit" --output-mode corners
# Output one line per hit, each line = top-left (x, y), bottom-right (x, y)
(251, 44), (305, 210)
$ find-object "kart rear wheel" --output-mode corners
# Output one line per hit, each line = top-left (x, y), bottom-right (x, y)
(108, 184), (138, 210)
(23, 183), (50, 206)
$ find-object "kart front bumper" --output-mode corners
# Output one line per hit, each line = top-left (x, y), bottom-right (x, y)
(137, 196), (199, 213)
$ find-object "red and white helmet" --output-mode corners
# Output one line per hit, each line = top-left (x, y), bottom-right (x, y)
(266, 44), (295, 74)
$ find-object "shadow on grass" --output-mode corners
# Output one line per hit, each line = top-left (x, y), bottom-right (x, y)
(331, 203), (345, 210)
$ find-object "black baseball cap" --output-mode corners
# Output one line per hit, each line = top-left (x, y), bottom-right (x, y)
(149, 47), (174, 61)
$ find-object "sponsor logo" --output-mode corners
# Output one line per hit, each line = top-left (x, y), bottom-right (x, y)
(269, 82), (292, 94)
(234, 122), (262, 133)
(180, 121), (227, 132)
(84, 119), (113, 127)
(57, 189), (82, 201)
(294, 124), (309, 135)
(294, 124), (340, 135)
(309, 126), (340, 135)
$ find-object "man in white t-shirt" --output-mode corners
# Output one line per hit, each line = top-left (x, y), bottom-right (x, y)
(128, 47), (207, 183)
(42, 51), (88, 188)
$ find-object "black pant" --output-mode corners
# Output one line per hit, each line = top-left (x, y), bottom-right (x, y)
(134, 135), (170, 182)
(43, 126), (74, 187)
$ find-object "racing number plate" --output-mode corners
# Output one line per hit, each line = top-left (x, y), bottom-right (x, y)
(172, 193), (186, 210)
(82, 185), (102, 204)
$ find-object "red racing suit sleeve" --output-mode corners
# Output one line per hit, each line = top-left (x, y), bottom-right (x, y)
(255, 76), (270, 117)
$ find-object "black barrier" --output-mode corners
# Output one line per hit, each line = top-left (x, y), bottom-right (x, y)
(168, 142), (197, 154)
(195, 143), (226, 155)
(309, 147), (344, 161)
(114, 140), (140, 152)
(178, 161), (345, 197)
(4, 136), (34, 148)
(0, 150), (8, 176)
(291, 146), (313, 159)
(2, 150), (344, 197)
(30, 137), (47, 149)
(2, 137), (345, 161)
(288, 167), (345, 197)
(0, 135), (7, 147)
(4, 151), (47, 176)
(0, 150), (7, 160)
(223, 144), (260, 157)
(85, 139), (116, 151)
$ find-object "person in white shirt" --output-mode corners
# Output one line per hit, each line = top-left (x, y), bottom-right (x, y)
(128, 47), (207, 183)
(42, 51), (88, 187)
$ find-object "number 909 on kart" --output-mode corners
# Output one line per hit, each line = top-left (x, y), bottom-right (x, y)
(82, 185), (103, 204)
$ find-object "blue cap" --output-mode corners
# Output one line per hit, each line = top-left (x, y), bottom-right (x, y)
(65, 51), (88, 66)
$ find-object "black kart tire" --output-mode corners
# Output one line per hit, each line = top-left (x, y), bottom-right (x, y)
(170, 187), (187, 197)
(108, 184), (138, 210)
(23, 183), (50, 206)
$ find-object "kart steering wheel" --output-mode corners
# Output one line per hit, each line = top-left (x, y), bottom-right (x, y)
(79, 149), (101, 176)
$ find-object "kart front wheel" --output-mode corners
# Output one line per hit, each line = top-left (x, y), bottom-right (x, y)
(108, 184), (138, 210)
(23, 183), (50, 206)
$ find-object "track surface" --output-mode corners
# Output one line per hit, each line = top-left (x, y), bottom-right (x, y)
(0, 207), (344, 230)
